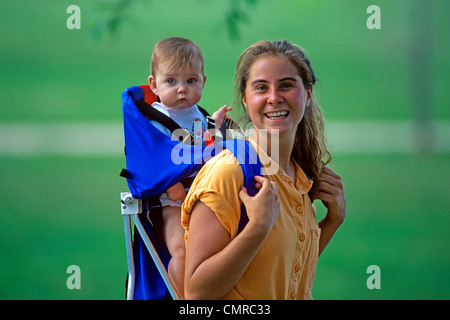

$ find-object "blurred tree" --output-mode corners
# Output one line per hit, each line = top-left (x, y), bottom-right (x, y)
(91, 0), (258, 41)
(410, 0), (433, 153)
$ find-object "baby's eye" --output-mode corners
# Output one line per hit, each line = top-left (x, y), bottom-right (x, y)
(187, 78), (196, 84)
(167, 78), (175, 85)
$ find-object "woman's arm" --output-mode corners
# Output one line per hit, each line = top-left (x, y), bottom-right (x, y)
(311, 167), (346, 256)
(184, 176), (279, 300)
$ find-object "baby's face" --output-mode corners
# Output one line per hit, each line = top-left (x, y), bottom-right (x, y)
(150, 60), (205, 110)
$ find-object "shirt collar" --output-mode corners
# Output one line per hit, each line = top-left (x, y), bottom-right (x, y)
(292, 160), (313, 194)
(248, 138), (313, 194)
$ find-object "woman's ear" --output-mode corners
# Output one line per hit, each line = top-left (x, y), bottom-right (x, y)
(306, 84), (313, 107)
(149, 75), (158, 95)
(242, 94), (247, 109)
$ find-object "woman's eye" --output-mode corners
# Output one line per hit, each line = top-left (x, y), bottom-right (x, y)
(256, 85), (267, 91)
(280, 82), (293, 89)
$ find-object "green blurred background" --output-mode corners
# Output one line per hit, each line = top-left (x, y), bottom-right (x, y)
(0, 0), (448, 299)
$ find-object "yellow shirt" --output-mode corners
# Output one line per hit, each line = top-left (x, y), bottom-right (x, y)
(181, 140), (321, 300)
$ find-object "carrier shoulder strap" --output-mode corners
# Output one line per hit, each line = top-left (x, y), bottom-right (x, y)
(223, 139), (262, 234)
(197, 105), (210, 119)
(197, 105), (216, 132)
(135, 99), (189, 143)
(135, 100), (218, 145)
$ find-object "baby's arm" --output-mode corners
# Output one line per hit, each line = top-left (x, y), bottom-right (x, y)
(211, 105), (232, 129)
(166, 182), (186, 201)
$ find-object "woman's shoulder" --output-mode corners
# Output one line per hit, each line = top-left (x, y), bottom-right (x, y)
(183, 149), (245, 238)
(201, 148), (243, 178)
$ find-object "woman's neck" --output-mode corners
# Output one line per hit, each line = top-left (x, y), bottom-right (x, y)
(251, 129), (294, 174)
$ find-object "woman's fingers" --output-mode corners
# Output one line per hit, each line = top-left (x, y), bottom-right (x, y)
(321, 168), (343, 188)
(312, 167), (346, 224)
(239, 176), (280, 234)
(238, 186), (250, 204)
(312, 167), (344, 203)
(253, 175), (266, 184)
(253, 175), (277, 192)
(322, 166), (340, 179)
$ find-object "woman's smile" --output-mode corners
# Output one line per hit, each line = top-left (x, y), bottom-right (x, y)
(264, 110), (290, 120)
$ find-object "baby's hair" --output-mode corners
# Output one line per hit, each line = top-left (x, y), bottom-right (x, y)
(151, 37), (205, 77)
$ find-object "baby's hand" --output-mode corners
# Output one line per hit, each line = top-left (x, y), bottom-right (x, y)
(211, 105), (232, 129)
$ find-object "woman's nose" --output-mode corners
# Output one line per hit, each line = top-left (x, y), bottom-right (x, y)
(267, 89), (282, 105)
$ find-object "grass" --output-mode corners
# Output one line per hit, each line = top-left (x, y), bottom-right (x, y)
(0, 153), (448, 299)
(313, 153), (450, 299)
(0, 156), (127, 299)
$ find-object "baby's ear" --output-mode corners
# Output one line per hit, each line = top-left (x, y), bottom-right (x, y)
(202, 75), (207, 88)
(149, 75), (158, 95)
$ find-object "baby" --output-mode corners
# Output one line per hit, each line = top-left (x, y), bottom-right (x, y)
(148, 37), (230, 299)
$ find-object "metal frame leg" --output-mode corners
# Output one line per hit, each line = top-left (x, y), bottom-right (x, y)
(121, 192), (138, 300)
(123, 214), (135, 300)
(121, 192), (179, 300)
(133, 214), (179, 300)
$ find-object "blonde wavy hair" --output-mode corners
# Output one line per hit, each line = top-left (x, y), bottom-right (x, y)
(233, 40), (331, 194)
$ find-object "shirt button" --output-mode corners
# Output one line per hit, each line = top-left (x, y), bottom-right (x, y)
(296, 206), (303, 214)
(299, 233), (306, 242)
(290, 291), (297, 300)
(295, 264), (302, 273)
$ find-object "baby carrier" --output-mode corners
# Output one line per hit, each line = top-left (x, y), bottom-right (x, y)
(120, 85), (262, 300)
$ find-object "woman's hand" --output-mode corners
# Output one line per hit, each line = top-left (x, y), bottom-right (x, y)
(238, 175), (280, 236)
(311, 167), (346, 226)
(184, 176), (279, 299)
(311, 167), (346, 256)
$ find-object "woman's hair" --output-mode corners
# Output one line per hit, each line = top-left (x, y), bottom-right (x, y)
(233, 40), (331, 194)
(151, 37), (205, 77)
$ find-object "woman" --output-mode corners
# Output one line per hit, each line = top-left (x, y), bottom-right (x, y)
(181, 40), (346, 300)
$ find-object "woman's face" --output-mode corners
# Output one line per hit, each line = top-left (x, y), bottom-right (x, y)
(243, 55), (311, 140)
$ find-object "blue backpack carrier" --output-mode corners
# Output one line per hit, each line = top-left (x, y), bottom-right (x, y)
(121, 85), (262, 300)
